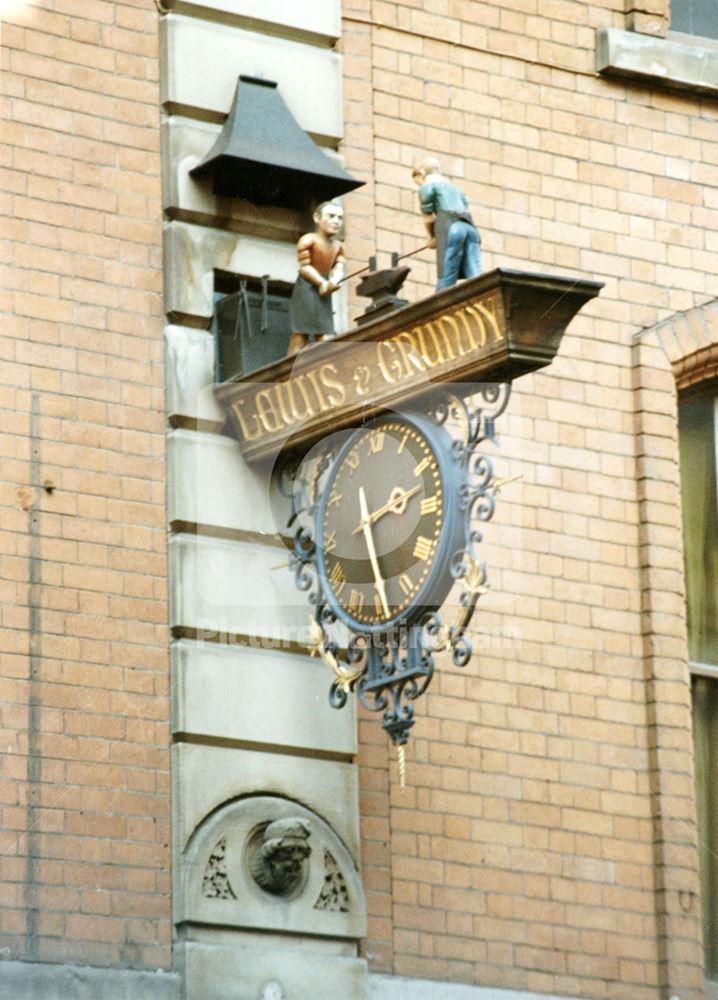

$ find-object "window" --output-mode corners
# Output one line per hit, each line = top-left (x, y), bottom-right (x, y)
(671, 0), (718, 42)
(678, 392), (718, 982)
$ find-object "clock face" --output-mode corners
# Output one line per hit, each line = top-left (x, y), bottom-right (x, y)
(316, 415), (460, 630)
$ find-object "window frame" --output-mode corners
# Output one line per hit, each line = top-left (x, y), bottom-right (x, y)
(680, 386), (718, 990)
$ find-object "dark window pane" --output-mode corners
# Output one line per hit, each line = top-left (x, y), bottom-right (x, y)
(678, 396), (718, 666)
(671, 0), (718, 41)
(692, 675), (718, 979)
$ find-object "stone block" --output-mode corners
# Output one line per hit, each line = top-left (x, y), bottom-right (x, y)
(368, 976), (583, 999)
(596, 27), (718, 95)
(172, 742), (360, 858)
(160, 14), (344, 140)
(178, 938), (366, 1000)
(168, 534), (308, 641)
(176, 795), (365, 937)
(163, 220), (296, 321)
(165, 325), (224, 425)
(167, 428), (288, 536)
(626, 12), (667, 36)
(0, 961), (179, 1000)
(162, 0), (342, 43)
(171, 638), (357, 755)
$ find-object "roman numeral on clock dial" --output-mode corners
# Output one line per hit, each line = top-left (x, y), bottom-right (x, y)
(368, 431), (385, 454)
(413, 535), (433, 561)
(348, 589), (364, 614)
(329, 561), (346, 596)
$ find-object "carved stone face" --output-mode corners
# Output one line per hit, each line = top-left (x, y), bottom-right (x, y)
(268, 841), (310, 879)
(248, 817), (312, 896)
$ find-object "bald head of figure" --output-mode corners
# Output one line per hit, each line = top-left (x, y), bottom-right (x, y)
(411, 156), (443, 186)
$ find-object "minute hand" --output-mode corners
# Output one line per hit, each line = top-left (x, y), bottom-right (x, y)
(352, 484), (421, 535)
(359, 486), (390, 618)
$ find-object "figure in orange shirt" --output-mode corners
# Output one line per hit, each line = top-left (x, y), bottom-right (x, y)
(287, 202), (345, 355)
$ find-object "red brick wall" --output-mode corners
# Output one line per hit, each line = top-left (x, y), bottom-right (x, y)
(339, 1), (706, 997)
(0, 0), (169, 969)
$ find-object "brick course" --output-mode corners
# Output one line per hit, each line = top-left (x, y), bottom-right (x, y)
(0, 0), (168, 970)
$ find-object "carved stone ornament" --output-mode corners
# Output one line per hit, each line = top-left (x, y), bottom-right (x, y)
(201, 836), (237, 900)
(314, 849), (350, 912)
(247, 817), (312, 897)
(180, 795), (366, 939)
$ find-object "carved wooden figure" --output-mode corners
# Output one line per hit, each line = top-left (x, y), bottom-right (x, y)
(411, 157), (481, 290)
(287, 202), (345, 355)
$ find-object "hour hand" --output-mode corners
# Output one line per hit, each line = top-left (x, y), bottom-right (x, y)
(352, 484), (421, 535)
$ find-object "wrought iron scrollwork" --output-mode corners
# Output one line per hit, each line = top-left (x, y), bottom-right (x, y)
(426, 384), (511, 670)
(280, 384), (512, 749)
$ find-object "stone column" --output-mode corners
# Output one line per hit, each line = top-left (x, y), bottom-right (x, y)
(160, 3), (366, 997)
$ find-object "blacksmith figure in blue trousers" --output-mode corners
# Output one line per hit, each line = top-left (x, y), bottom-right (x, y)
(412, 157), (481, 290)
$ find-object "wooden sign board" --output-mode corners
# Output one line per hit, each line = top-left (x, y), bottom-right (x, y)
(215, 268), (603, 463)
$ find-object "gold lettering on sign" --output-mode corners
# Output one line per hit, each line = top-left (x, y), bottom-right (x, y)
(353, 365), (371, 396)
(256, 389), (283, 433)
(455, 306), (482, 349)
(272, 382), (292, 426)
(232, 398), (263, 442)
(440, 313), (472, 358)
(285, 374), (314, 422)
(373, 295), (501, 387)
(394, 330), (426, 377)
(319, 364), (346, 407)
(476, 302), (504, 344)
(231, 294), (503, 446)
(434, 319), (458, 364)
(377, 339), (402, 385)
(416, 322), (445, 367)
(305, 367), (330, 412)
(476, 301), (504, 342)
(462, 305), (486, 348)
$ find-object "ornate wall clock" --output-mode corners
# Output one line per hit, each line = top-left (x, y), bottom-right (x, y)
(315, 413), (465, 633)
(280, 385), (512, 761)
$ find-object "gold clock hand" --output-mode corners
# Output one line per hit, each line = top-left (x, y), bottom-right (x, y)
(359, 486), (390, 618)
(352, 484), (421, 535)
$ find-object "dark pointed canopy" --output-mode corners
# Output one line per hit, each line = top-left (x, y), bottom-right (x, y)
(190, 76), (364, 210)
